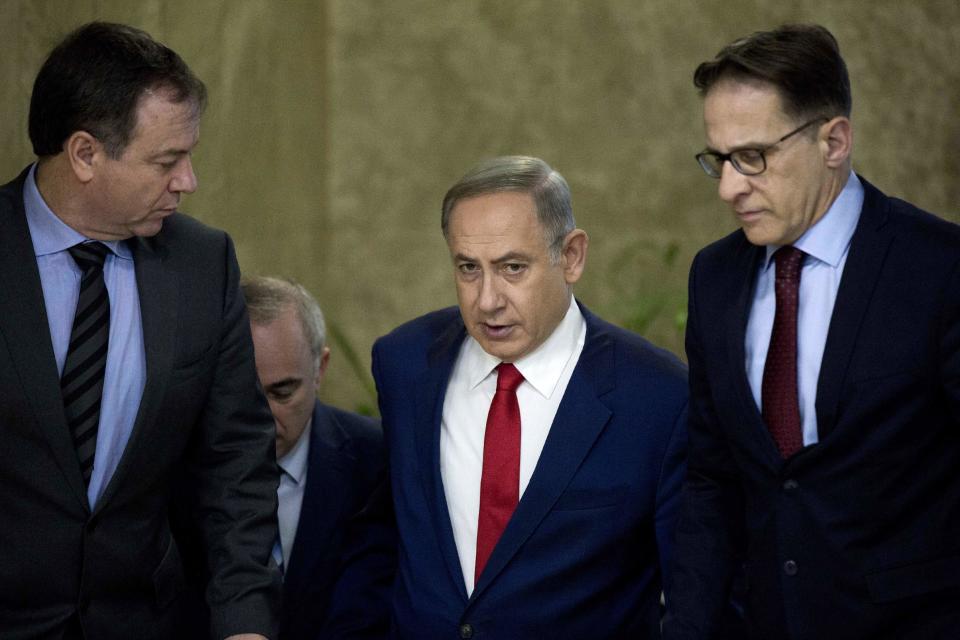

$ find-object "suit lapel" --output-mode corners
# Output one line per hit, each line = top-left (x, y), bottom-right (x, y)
(0, 170), (89, 510)
(815, 179), (892, 440)
(92, 235), (179, 515)
(415, 317), (470, 602)
(723, 239), (783, 465)
(470, 308), (614, 602)
(284, 402), (350, 597)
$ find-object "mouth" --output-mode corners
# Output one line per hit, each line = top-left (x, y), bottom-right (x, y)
(735, 209), (764, 223)
(480, 322), (515, 340)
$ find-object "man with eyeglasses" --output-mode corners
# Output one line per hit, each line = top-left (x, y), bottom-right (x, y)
(663, 24), (960, 640)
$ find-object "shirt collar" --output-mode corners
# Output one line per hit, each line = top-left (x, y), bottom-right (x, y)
(23, 163), (132, 260)
(461, 295), (586, 400)
(763, 170), (863, 270)
(277, 418), (311, 485)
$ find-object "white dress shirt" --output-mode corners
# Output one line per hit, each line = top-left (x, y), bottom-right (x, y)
(745, 171), (864, 446)
(440, 296), (586, 594)
(276, 420), (311, 570)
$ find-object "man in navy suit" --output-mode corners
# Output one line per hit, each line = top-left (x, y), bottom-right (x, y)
(372, 155), (688, 638)
(242, 276), (395, 639)
(664, 24), (960, 640)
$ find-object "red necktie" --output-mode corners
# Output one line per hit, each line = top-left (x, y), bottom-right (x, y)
(762, 246), (805, 458)
(475, 363), (524, 584)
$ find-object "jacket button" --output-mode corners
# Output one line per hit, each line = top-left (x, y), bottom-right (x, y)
(783, 479), (799, 491)
(784, 560), (798, 576)
(459, 623), (474, 638)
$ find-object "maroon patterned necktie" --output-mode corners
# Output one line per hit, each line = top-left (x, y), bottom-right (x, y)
(475, 363), (524, 584)
(762, 246), (805, 458)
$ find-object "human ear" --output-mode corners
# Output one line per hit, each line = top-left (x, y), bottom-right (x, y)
(561, 229), (589, 285)
(65, 131), (102, 184)
(821, 116), (852, 168)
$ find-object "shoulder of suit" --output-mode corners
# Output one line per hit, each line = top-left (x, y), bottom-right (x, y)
(373, 306), (463, 359)
(582, 306), (688, 389)
(317, 400), (383, 443)
(155, 210), (228, 244)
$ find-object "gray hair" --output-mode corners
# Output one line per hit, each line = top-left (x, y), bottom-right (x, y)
(241, 276), (326, 359)
(441, 155), (575, 261)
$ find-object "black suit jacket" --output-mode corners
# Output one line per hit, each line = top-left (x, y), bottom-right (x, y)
(665, 176), (960, 640)
(0, 167), (281, 639)
(280, 401), (395, 640)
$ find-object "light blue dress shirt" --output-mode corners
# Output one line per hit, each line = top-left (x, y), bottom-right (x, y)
(276, 419), (311, 573)
(24, 163), (147, 508)
(745, 171), (864, 446)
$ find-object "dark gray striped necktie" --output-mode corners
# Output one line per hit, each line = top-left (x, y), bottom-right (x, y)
(62, 242), (111, 485)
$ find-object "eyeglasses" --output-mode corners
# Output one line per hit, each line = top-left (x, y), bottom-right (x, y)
(695, 117), (828, 178)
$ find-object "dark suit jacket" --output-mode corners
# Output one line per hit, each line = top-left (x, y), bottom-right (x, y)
(372, 303), (688, 639)
(0, 167), (281, 640)
(280, 401), (395, 640)
(665, 176), (960, 640)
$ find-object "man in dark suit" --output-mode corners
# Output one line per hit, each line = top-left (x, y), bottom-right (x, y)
(663, 24), (960, 640)
(0, 22), (280, 639)
(241, 276), (395, 639)
(372, 155), (688, 638)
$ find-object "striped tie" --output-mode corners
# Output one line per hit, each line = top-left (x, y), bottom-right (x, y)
(62, 242), (111, 485)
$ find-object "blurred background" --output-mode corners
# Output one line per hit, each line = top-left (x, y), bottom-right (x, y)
(2, 1), (957, 413)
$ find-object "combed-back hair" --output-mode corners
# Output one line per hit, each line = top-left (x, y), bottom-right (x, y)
(29, 21), (207, 158)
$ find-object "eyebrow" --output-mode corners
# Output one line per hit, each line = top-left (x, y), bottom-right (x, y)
(148, 148), (191, 162)
(454, 251), (532, 264)
(264, 377), (302, 391)
(703, 140), (769, 154)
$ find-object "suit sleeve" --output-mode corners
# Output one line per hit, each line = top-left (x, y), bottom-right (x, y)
(318, 421), (397, 639)
(662, 254), (746, 640)
(191, 233), (282, 639)
(939, 256), (960, 425)
(655, 400), (688, 602)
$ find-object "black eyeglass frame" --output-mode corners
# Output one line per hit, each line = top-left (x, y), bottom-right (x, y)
(695, 117), (829, 178)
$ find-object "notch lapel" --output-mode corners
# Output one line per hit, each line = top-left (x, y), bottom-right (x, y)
(0, 172), (89, 510)
(283, 402), (350, 596)
(815, 179), (892, 441)
(722, 239), (783, 466)
(92, 235), (179, 515)
(469, 310), (614, 602)
(414, 318), (470, 601)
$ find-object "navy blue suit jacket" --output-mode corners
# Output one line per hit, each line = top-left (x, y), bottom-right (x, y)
(665, 177), (960, 640)
(281, 401), (395, 640)
(372, 303), (688, 639)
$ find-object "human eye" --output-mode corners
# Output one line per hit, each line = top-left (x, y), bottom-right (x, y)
(268, 383), (298, 402)
(730, 148), (766, 174)
(502, 262), (526, 275)
(457, 262), (478, 274)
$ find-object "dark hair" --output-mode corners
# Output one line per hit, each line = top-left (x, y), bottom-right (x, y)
(694, 24), (851, 120)
(29, 21), (207, 158)
(441, 156), (574, 261)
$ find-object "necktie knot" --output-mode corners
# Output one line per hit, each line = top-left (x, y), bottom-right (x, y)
(496, 363), (524, 392)
(68, 242), (111, 271)
(773, 246), (804, 283)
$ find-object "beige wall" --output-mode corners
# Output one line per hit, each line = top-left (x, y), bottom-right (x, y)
(3, 1), (958, 413)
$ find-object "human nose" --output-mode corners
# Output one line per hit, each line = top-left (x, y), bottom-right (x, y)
(717, 159), (750, 204)
(170, 156), (198, 194)
(476, 272), (504, 314)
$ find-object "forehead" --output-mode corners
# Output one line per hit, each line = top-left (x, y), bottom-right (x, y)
(251, 307), (311, 361)
(702, 79), (792, 150)
(447, 191), (546, 250)
(127, 90), (201, 150)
